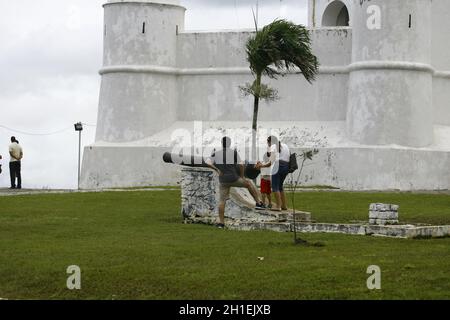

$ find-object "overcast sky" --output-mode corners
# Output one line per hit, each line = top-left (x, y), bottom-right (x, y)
(0, 0), (308, 189)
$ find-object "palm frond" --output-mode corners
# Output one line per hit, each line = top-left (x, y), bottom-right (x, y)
(251, 7), (258, 32)
(239, 82), (279, 102)
(246, 19), (319, 83)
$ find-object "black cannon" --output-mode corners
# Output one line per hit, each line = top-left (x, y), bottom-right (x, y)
(162, 152), (261, 180)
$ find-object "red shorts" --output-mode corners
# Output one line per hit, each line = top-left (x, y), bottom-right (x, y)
(260, 178), (271, 194)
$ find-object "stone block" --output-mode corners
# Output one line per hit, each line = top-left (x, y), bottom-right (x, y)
(369, 203), (400, 225)
(369, 211), (399, 220)
(369, 203), (399, 212)
(278, 211), (312, 222)
(369, 219), (399, 226)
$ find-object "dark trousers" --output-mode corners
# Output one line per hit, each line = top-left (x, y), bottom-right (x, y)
(271, 163), (289, 193)
(9, 161), (21, 188)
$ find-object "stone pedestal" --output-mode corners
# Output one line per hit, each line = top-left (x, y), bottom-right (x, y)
(181, 167), (218, 219)
(181, 167), (256, 222)
(369, 203), (399, 225)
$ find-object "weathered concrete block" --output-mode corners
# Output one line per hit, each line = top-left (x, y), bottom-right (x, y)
(369, 203), (399, 212)
(181, 167), (218, 219)
(293, 223), (367, 236)
(369, 219), (399, 226)
(411, 225), (450, 238)
(181, 167), (253, 220)
(369, 211), (399, 220)
(293, 212), (312, 222)
(278, 211), (312, 222)
(369, 203), (400, 225)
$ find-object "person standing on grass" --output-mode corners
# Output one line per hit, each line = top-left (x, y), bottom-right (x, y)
(9, 136), (23, 189)
(256, 136), (290, 212)
(206, 136), (265, 229)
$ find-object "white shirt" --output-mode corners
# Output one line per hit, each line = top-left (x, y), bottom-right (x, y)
(9, 142), (23, 162)
(270, 143), (290, 163)
(260, 151), (272, 177)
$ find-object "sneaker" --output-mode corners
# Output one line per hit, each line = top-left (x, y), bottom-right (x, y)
(255, 202), (266, 210)
(217, 223), (225, 229)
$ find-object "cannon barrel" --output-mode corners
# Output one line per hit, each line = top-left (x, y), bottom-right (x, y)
(162, 152), (261, 180)
(162, 152), (209, 168)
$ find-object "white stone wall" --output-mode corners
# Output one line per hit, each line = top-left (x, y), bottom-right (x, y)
(176, 28), (352, 123)
(431, 0), (450, 126)
(80, 143), (450, 190)
(308, 0), (354, 28)
(433, 78), (450, 126)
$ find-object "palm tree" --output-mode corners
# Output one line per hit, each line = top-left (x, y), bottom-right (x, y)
(241, 19), (319, 158)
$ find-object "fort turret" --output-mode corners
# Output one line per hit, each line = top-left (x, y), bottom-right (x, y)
(346, 0), (433, 147)
(96, 0), (185, 143)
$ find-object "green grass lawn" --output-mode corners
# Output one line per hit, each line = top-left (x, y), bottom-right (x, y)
(0, 190), (449, 300)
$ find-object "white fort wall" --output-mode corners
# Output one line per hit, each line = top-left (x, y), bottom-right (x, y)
(309, 0), (353, 27)
(176, 28), (351, 122)
(80, 0), (450, 190)
(432, 0), (450, 126)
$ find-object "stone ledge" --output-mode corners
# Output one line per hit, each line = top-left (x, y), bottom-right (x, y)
(275, 211), (312, 222)
(186, 217), (450, 239)
(369, 219), (399, 226)
(369, 211), (399, 220)
(370, 203), (399, 211)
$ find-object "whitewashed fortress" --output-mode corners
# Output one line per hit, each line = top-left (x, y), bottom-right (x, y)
(80, 0), (450, 190)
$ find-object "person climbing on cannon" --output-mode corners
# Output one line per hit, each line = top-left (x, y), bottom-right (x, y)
(205, 136), (265, 229)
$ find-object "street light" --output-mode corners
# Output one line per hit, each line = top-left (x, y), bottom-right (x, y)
(74, 122), (83, 190)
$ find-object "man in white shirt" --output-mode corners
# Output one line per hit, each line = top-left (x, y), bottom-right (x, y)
(9, 136), (23, 189)
(256, 136), (291, 211)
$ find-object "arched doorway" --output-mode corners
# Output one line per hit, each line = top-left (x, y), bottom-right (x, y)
(322, 1), (350, 27)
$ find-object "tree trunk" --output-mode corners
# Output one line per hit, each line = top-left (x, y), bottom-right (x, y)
(251, 73), (262, 162)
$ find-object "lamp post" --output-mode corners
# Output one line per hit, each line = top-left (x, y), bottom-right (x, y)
(74, 122), (83, 190)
